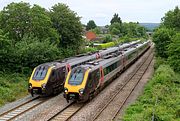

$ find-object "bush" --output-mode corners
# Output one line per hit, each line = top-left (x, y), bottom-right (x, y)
(123, 65), (180, 121)
(0, 35), (62, 73)
(80, 47), (98, 54)
(153, 28), (175, 58)
(0, 73), (28, 107)
(97, 42), (115, 49)
(103, 34), (113, 43)
(167, 33), (180, 72)
(118, 36), (141, 43)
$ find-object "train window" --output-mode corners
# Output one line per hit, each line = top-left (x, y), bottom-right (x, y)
(128, 51), (136, 59)
(96, 70), (100, 80)
(33, 66), (48, 80)
(68, 68), (85, 85)
(103, 68), (107, 75)
(88, 73), (93, 88)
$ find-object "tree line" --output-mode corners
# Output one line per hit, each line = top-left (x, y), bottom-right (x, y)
(153, 6), (180, 72)
(0, 2), (83, 73)
(86, 13), (147, 39)
(0, 2), (148, 74)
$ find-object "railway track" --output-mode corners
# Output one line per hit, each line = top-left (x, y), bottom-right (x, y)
(92, 51), (154, 121)
(0, 96), (49, 121)
(49, 102), (84, 121)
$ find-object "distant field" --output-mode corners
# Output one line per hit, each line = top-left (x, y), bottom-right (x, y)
(139, 23), (160, 31)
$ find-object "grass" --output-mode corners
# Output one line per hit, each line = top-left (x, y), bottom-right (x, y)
(0, 72), (28, 107)
(122, 64), (180, 121)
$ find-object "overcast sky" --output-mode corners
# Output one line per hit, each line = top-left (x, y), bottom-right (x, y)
(0, 0), (179, 26)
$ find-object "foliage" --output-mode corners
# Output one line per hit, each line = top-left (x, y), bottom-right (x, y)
(162, 6), (180, 31)
(91, 27), (101, 35)
(123, 64), (180, 121)
(118, 36), (141, 43)
(50, 3), (83, 54)
(86, 20), (97, 30)
(30, 4), (59, 44)
(103, 34), (113, 43)
(0, 72), (28, 107)
(108, 21), (147, 38)
(153, 28), (175, 58)
(109, 22), (121, 35)
(0, 2), (31, 41)
(97, 42), (115, 49)
(80, 47), (98, 54)
(167, 33), (180, 72)
(0, 35), (61, 73)
(0, 2), (58, 42)
(122, 22), (147, 38)
(110, 13), (122, 25)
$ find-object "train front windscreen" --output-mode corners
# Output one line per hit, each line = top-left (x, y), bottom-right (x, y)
(68, 68), (85, 85)
(32, 66), (48, 80)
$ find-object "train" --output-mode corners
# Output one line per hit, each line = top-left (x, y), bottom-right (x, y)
(63, 40), (151, 102)
(28, 40), (142, 97)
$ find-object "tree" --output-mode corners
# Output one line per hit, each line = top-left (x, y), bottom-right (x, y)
(167, 33), (180, 72)
(50, 3), (83, 53)
(136, 26), (146, 37)
(0, 29), (12, 71)
(29, 4), (59, 44)
(103, 34), (112, 43)
(110, 13), (122, 25)
(0, 2), (59, 43)
(86, 20), (97, 30)
(162, 6), (180, 31)
(153, 28), (175, 58)
(109, 22), (121, 35)
(0, 2), (31, 41)
(121, 22), (146, 38)
(91, 27), (101, 34)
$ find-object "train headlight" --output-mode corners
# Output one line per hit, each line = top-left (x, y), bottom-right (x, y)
(41, 83), (46, 89)
(29, 83), (32, 88)
(79, 88), (84, 95)
(64, 88), (68, 93)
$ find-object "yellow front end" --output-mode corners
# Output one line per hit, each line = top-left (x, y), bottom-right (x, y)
(64, 69), (90, 101)
(28, 67), (52, 95)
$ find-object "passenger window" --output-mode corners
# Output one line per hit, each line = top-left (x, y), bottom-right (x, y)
(96, 71), (100, 80)
(88, 74), (93, 88)
(103, 68), (107, 75)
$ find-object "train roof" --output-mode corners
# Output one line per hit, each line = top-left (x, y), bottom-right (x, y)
(72, 40), (150, 71)
(36, 62), (66, 68)
(34, 40), (147, 69)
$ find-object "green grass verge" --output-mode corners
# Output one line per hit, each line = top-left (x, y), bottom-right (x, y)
(0, 72), (28, 107)
(122, 64), (180, 121)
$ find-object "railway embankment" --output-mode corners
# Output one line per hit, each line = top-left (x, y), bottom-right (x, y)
(0, 73), (28, 107)
(122, 63), (180, 121)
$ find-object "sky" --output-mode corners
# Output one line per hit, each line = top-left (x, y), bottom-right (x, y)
(0, 0), (180, 26)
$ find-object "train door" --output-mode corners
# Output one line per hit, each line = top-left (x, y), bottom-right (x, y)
(100, 66), (104, 85)
(121, 53), (126, 68)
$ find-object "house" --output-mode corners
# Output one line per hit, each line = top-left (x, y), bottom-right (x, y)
(85, 31), (97, 41)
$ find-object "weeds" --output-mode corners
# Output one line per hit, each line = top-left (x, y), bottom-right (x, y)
(122, 64), (180, 121)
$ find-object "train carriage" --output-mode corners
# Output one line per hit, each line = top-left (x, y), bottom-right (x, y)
(64, 40), (151, 102)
